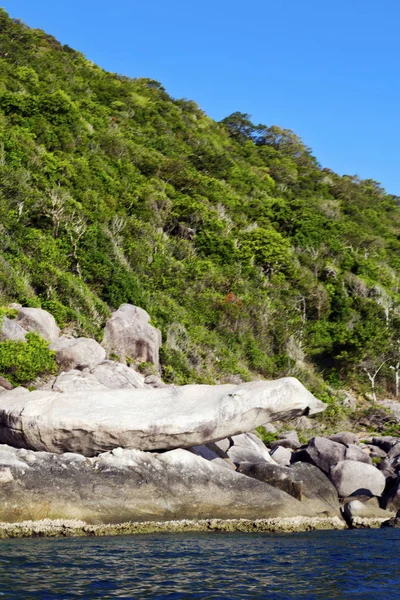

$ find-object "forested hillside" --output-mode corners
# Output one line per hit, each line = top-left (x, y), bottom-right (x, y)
(1, 9), (400, 409)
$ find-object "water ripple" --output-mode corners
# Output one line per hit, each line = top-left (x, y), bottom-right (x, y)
(0, 529), (399, 598)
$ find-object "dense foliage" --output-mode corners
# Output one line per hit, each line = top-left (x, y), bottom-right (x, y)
(1, 10), (400, 400)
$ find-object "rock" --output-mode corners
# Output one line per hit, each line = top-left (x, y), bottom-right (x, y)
(379, 400), (400, 422)
(0, 445), (315, 523)
(90, 361), (145, 389)
(300, 436), (346, 474)
(0, 467), (13, 484)
(226, 432), (276, 466)
(328, 432), (358, 446)
(383, 478), (400, 512)
(270, 445), (292, 466)
(189, 445), (235, 470)
(344, 444), (372, 464)
(144, 374), (169, 388)
(0, 377), (326, 456)
(50, 337), (106, 371)
(0, 376), (13, 391)
(0, 316), (27, 342)
(238, 461), (340, 517)
(330, 460), (386, 497)
(364, 445), (387, 460)
(51, 371), (109, 393)
(16, 308), (59, 342)
(270, 430), (300, 450)
(102, 304), (162, 368)
(371, 436), (399, 453)
(342, 498), (394, 527)
(339, 390), (358, 410)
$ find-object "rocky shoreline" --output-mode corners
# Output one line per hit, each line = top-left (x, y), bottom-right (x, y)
(1, 304), (400, 538)
(0, 516), (347, 539)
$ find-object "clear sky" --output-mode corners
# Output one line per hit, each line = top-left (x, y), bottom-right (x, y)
(3, 0), (400, 194)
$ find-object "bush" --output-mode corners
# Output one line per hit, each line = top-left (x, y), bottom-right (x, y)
(0, 332), (57, 385)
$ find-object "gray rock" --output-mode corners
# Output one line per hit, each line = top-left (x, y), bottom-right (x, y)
(302, 437), (346, 474)
(0, 445), (315, 524)
(50, 337), (106, 371)
(189, 445), (235, 470)
(0, 316), (27, 342)
(364, 445), (387, 459)
(0, 377), (326, 456)
(102, 304), (162, 368)
(227, 432), (276, 466)
(270, 445), (292, 466)
(144, 375), (169, 388)
(0, 376), (13, 391)
(339, 390), (358, 410)
(16, 308), (59, 342)
(90, 361), (145, 389)
(342, 498), (394, 527)
(270, 430), (300, 450)
(0, 467), (13, 484)
(371, 436), (399, 453)
(345, 444), (372, 464)
(52, 370), (108, 393)
(328, 432), (358, 446)
(379, 400), (400, 422)
(330, 460), (386, 497)
(238, 461), (340, 517)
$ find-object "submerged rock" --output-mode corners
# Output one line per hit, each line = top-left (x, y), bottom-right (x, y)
(0, 377), (326, 456)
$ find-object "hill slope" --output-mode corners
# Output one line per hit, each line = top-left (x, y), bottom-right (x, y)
(1, 9), (400, 410)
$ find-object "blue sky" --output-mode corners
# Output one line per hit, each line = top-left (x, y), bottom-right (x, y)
(3, 0), (400, 194)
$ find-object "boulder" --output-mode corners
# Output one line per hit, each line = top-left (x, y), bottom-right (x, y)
(379, 400), (400, 422)
(0, 377), (326, 456)
(0, 376), (13, 391)
(90, 361), (145, 389)
(270, 430), (300, 450)
(344, 444), (372, 465)
(238, 461), (340, 517)
(371, 436), (399, 453)
(102, 304), (162, 367)
(0, 316), (27, 342)
(50, 337), (106, 371)
(51, 370), (109, 393)
(330, 460), (386, 497)
(342, 498), (394, 527)
(16, 308), (59, 342)
(0, 445), (315, 523)
(226, 432), (276, 466)
(299, 436), (346, 474)
(327, 432), (358, 446)
(189, 445), (235, 470)
(270, 445), (292, 466)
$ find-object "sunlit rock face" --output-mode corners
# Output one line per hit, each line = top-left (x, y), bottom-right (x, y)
(0, 445), (314, 524)
(0, 377), (325, 456)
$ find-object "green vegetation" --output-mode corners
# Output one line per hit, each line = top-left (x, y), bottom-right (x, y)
(0, 332), (56, 385)
(1, 10), (400, 405)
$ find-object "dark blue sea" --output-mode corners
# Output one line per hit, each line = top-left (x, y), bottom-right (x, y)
(0, 529), (399, 599)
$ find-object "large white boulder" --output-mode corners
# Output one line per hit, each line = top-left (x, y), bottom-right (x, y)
(50, 337), (106, 370)
(102, 304), (162, 367)
(0, 377), (326, 456)
(16, 308), (60, 342)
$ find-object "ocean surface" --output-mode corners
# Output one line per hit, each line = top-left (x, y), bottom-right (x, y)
(0, 528), (399, 599)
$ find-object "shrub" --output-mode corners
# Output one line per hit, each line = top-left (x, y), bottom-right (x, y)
(0, 332), (57, 385)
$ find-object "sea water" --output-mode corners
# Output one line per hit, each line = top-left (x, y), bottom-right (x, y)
(0, 529), (399, 599)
